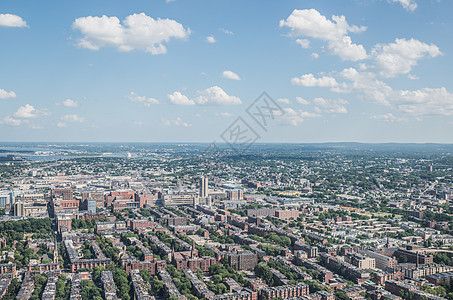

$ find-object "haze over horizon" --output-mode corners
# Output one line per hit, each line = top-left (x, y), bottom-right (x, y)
(1, 0), (453, 143)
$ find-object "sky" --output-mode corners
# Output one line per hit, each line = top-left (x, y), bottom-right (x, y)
(0, 0), (452, 143)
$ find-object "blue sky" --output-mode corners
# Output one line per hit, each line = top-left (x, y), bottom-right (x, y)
(0, 0), (452, 143)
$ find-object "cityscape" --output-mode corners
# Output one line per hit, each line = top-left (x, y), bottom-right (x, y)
(0, 143), (452, 300)
(1, 0), (453, 300)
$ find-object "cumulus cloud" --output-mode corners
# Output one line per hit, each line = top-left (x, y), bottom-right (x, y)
(57, 114), (85, 128)
(162, 117), (191, 127)
(195, 86), (241, 105)
(291, 73), (339, 88)
(300, 67), (453, 117)
(169, 87), (241, 106)
(14, 104), (49, 118)
(370, 113), (406, 122)
(57, 99), (79, 107)
(372, 38), (442, 78)
(277, 98), (291, 104)
(313, 97), (349, 114)
(311, 53), (320, 60)
(394, 87), (453, 117)
(388, 0), (418, 12)
(61, 114), (85, 122)
(0, 14), (28, 28)
(295, 38), (310, 49)
(206, 35), (216, 43)
(335, 68), (453, 117)
(279, 108), (321, 126)
(280, 9), (367, 61)
(327, 35), (368, 61)
(0, 116), (22, 126)
(334, 68), (393, 105)
(222, 70), (241, 81)
(72, 13), (190, 54)
(0, 89), (16, 99)
(167, 91), (195, 106)
(127, 92), (159, 107)
(296, 97), (310, 105)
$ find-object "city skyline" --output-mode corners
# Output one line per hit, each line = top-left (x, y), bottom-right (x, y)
(1, 0), (453, 143)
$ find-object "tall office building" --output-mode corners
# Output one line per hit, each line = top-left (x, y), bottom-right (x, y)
(199, 177), (208, 198)
(0, 193), (9, 208)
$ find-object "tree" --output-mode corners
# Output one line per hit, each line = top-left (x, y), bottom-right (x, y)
(254, 264), (273, 286)
(81, 280), (102, 300)
(152, 276), (165, 295)
(56, 275), (71, 300)
(335, 290), (350, 300)
(207, 283), (227, 294)
(140, 269), (151, 282)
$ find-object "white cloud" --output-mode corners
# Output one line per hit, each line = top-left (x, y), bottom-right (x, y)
(295, 38), (310, 49)
(407, 74), (419, 80)
(311, 53), (320, 59)
(335, 68), (394, 105)
(162, 116), (191, 127)
(195, 86), (241, 106)
(291, 73), (339, 88)
(0, 14), (28, 28)
(72, 13), (190, 54)
(165, 0), (176, 3)
(206, 35), (216, 43)
(216, 112), (233, 118)
(370, 113), (405, 122)
(174, 117), (191, 127)
(279, 108), (321, 126)
(168, 86), (241, 106)
(306, 67), (453, 117)
(327, 35), (368, 61)
(334, 68), (453, 117)
(372, 38), (442, 78)
(0, 89), (16, 99)
(394, 87), (453, 117)
(280, 9), (367, 61)
(220, 28), (234, 35)
(127, 92), (159, 107)
(1, 116), (22, 126)
(57, 122), (67, 128)
(222, 70), (241, 81)
(296, 97), (310, 105)
(313, 97), (349, 114)
(14, 104), (49, 118)
(388, 0), (418, 12)
(277, 98), (291, 104)
(57, 99), (79, 107)
(167, 91), (195, 105)
(61, 114), (85, 122)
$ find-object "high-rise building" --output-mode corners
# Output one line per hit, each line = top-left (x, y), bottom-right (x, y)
(0, 193), (9, 208)
(86, 197), (96, 213)
(199, 177), (208, 198)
